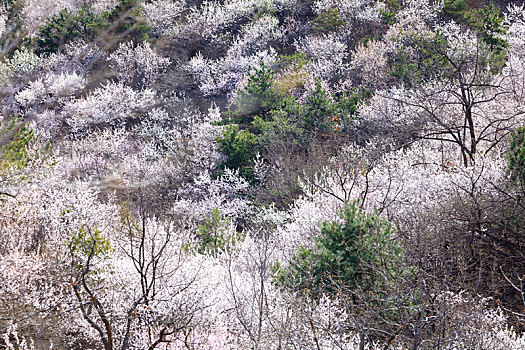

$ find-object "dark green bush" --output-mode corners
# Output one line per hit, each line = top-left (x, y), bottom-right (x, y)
(36, 7), (104, 55)
(102, 0), (151, 44)
(313, 8), (344, 34)
(232, 61), (277, 125)
(379, 8), (396, 26)
(219, 63), (364, 183)
(303, 81), (335, 133)
(508, 126), (525, 191)
(216, 124), (260, 180)
(389, 31), (452, 86)
(379, 0), (401, 27)
(0, 117), (35, 171)
(464, 1), (508, 60)
(184, 208), (244, 257)
(443, 0), (467, 18)
(272, 202), (403, 296)
(36, 0), (151, 56)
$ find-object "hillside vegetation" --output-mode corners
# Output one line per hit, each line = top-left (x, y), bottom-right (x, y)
(1, 0), (525, 349)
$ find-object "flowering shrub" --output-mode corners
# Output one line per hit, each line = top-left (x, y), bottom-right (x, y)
(3, 47), (41, 79)
(21, 0), (83, 36)
(63, 82), (156, 132)
(295, 33), (347, 81)
(108, 41), (170, 88)
(143, 0), (184, 38)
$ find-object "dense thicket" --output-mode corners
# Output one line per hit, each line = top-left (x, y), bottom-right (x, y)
(1, 0), (525, 349)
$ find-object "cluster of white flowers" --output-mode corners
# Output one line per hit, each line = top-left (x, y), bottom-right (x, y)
(506, 3), (525, 45)
(349, 39), (391, 88)
(233, 14), (284, 56)
(173, 169), (249, 225)
(0, 11), (6, 40)
(504, 4), (525, 106)
(313, 0), (384, 25)
(143, 0), (185, 37)
(14, 79), (46, 106)
(2, 323), (38, 350)
(187, 8), (286, 96)
(21, 0), (83, 36)
(188, 48), (278, 96)
(44, 72), (85, 97)
(108, 42), (171, 87)
(437, 21), (485, 65)
(15, 72), (86, 107)
(186, 0), (295, 39)
(430, 291), (524, 350)
(356, 87), (412, 132)
(396, 0), (443, 24)
(57, 127), (132, 180)
(295, 33), (348, 81)
(90, 0), (118, 14)
(42, 40), (104, 75)
(63, 82), (156, 132)
(31, 109), (62, 139)
(1, 47), (41, 80)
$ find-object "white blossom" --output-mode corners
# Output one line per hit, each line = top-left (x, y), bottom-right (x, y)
(108, 42), (171, 87)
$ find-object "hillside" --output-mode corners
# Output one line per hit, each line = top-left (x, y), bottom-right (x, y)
(1, 0), (525, 349)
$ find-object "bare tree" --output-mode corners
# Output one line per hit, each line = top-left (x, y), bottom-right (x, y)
(69, 209), (203, 350)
